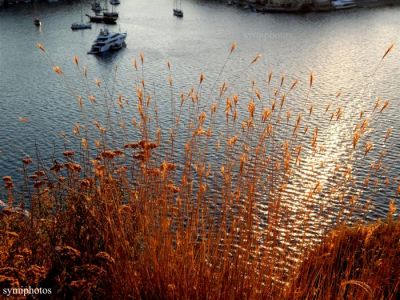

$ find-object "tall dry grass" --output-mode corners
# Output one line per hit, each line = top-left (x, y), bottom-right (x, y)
(0, 42), (399, 299)
(286, 217), (399, 300)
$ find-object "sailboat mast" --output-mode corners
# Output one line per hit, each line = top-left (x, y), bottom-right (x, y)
(80, 0), (83, 23)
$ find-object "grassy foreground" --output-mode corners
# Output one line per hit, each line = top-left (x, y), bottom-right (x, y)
(0, 43), (399, 299)
(1, 198), (398, 299)
(287, 219), (399, 300)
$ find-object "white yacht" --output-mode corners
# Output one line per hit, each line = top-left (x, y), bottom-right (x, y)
(331, 0), (356, 9)
(88, 28), (127, 54)
(71, 0), (92, 30)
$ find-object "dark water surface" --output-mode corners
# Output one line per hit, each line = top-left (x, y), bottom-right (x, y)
(0, 1), (399, 228)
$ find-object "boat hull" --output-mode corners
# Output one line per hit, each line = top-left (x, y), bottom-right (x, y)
(86, 14), (117, 24)
(103, 12), (119, 18)
(173, 9), (183, 17)
(88, 42), (126, 55)
(71, 24), (92, 30)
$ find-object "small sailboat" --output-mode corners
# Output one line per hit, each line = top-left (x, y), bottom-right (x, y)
(173, 0), (183, 18)
(34, 18), (41, 26)
(91, 0), (102, 14)
(71, 23), (92, 30)
(103, 0), (119, 18)
(331, 0), (356, 9)
(71, 22), (92, 30)
(71, 0), (92, 30)
(103, 10), (119, 18)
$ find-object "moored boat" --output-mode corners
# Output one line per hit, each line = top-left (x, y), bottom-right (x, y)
(72, 0), (92, 30)
(86, 14), (117, 24)
(331, 0), (356, 9)
(88, 28), (127, 55)
(261, 2), (310, 13)
(91, 0), (102, 14)
(103, 0), (119, 18)
(103, 11), (119, 18)
(173, 9), (183, 18)
(71, 23), (92, 30)
(173, 0), (183, 18)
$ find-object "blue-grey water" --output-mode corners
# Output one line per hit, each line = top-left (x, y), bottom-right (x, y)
(0, 0), (399, 240)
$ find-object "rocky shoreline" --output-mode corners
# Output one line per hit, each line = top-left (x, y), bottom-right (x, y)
(220, 0), (400, 13)
(1, 0), (400, 11)
(1, 0), (63, 8)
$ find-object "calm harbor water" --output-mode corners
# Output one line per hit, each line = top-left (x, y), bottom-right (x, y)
(0, 0), (399, 228)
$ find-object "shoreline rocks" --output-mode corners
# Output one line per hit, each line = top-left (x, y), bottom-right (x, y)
(223, 0), (400, 13)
